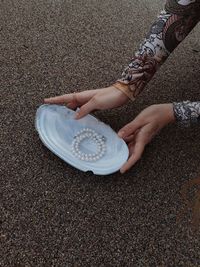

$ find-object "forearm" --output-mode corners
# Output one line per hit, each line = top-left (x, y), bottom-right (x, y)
(113, 0), (200, 100)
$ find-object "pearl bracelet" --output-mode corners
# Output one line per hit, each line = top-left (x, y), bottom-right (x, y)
(71, 128), (106, 162)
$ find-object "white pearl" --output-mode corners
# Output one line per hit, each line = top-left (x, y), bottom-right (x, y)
(71, 127), (107, 161)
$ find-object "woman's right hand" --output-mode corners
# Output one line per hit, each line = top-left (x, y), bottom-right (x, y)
(44, 86), (129, 119)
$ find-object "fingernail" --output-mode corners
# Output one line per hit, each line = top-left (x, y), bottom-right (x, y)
(118, 131), (124, 138)
(120, 168), (126, 174)
(74, 112), (80, 119)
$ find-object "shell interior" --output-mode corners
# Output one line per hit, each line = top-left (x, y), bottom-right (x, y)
(35, 104), (129, 175)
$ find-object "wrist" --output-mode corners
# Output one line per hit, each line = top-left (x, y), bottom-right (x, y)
(112, 82), (135, 101)
(155, 103), (175, 124)
(162, 103), (176, 124)
(109, 85), (130, 102)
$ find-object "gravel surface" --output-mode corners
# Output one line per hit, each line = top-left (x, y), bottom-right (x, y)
(1, 0), (200, 266)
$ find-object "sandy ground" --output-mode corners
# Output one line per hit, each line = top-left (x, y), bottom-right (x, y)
(1, 0), (200, 266)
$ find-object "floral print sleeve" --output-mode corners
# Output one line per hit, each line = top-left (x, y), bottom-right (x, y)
(173, 101), (200, 125)
(113, 0), (200, 102)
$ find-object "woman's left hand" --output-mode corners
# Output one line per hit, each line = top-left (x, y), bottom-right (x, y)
(118, 104), (175, 173)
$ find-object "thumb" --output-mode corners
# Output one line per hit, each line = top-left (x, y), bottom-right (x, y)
(75, 98), (97, 119)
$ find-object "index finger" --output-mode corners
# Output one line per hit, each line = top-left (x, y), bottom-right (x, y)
(118, 118), (144, 139)
(44, 93), (75, 104)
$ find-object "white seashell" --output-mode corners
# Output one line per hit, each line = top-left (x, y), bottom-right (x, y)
(35, 104), (129, 175)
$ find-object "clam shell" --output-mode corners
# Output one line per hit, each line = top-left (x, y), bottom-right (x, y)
(35, 104), (129, 175)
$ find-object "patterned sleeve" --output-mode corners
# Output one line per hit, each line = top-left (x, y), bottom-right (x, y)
(173, 101), (200, 125)
(113, 0), (200, 101)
